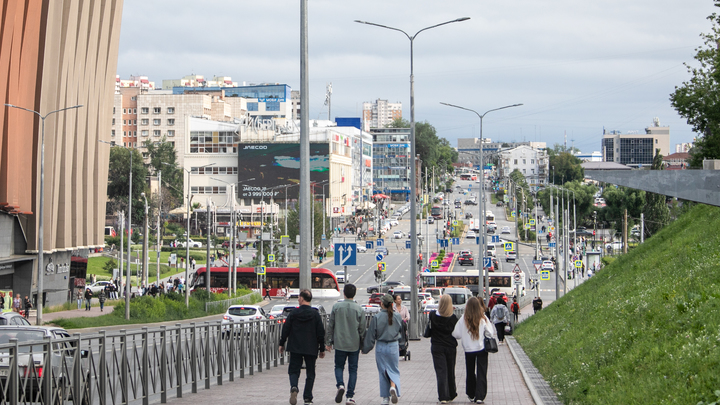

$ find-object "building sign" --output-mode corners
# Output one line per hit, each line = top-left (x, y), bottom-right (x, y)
(239, 221), (263, 227)
(386, 144), (409, 148)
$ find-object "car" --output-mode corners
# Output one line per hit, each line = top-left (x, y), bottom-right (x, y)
(336, 270), (346, 283)
(445, 188), (452, 193)
(221, 305), (266, 330)
(174, 238), (202, 248)
(465, 212), (473, 219)
(466, 230), (477, 239)
(366, 281), (405, 294)
(356, 245), (367, 253)
(368, 292), (386, 305)
(87, 280), (115, 294)
(362, 304), (381, 314)
(389, 219), (399, 227)
(542, 260), (555, 271)
(455, 202), (462, 208)
(426, 217), (435, 224)
(501, 226), (511, 234)
(280, 304), (327, 320)
(606, 241), (623, 251)
(221, 241), (243, 249)
(268, 304), (286, 319)
(375, 246), (389, 256)
(464, 200), (477, 205)
(419, 292), (435, 308)
(458, 252), (474, 266)
(423, 287), (444, 299)
(393, 231), (404, 239)
(0, 312), (31, 326)
(505, 251), (517, 262)
(496, 201), (504, 207)
(424, 303), (440, 315)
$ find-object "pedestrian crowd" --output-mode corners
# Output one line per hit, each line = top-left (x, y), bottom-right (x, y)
(279, 286), (503, 405)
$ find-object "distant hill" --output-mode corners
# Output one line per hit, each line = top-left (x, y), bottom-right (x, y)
(515, 204), (720, 404)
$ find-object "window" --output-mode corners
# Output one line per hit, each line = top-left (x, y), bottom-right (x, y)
(133, 131), (137, 137)
(131, 96), (136, 101)
(167, 107), (175, 114)
(523, 169), (526, 174)
(153, 107), (161, 114)
(141, 130), (149, 137)
(141, 119), (149, 125)
(168, 130), (175, 137)
(247, 102), (259, 111)
(123, 131), (126, 137)
(191, 166), (238, 175)
(189, 130), (237, 154)
(113, 107), (115, 114)
(523, 159), (526, 164)
(133, 119), (137, 125)
(514, 159), (518, 165)
(190, 186), (226, 195)
(141, 107), (149, 114)
(123, 108), (126, 114)
(133, 108), (137, 114)
(153, 119), (161, 126)
(133, 142), (137, 147)
(167, 119), (175, 126)
(153, 130), (161, 137)
(111, 130), (115, 137)
(266, 101), (280, 111)
(112, 118), (115, 125)
(123, 120), (126, 125)
(531, 159), (535, 164)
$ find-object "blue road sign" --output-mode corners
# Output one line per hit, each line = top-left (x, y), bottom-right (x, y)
(491, 235), (500, 243)
(483, 257), (492, 268)
(334, 243), (357, 266)
(452, 237), (460, 245)
(439, 239), (448, 248)
(549, 242), (556, 248)
(532, 260), (542, 265)
(476, 236), (481, 245)
(376, 252), (384, 261)
(405, 240), (411, 249)
(366, 241), (374, 249)
(377, 238), (384, 247)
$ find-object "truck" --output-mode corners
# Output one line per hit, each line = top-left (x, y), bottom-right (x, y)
(469, 218), (481, 232)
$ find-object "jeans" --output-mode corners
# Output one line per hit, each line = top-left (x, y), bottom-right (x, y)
(100, 301), (105, 311)
(77, 299), (82, 310)
(465, 351), (489, 401)
(431, 345), (457, 401)
(334, 349), (359, 398)
(85, 298), (91, 310)
(288, 352), (317, 402)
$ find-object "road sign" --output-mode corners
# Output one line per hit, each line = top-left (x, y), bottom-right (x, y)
(504, 242), (514, 252)
(491, 235), (500, 243)
(550, 226), (555, 232)
(524, 223), (530, 230)
(452, 237), (460, 245)
(366, 241), (374, 249)
(483, 257), (492, 268)
(534, 263), (542, 272)
(528, 274), (540, 280)
(531, 260), (542, 264)
(431, 260), (439, 268)
(378, 262), (386, 272)
(376, 252), (384, 261)
(376, 238), (384, 247)
(529, 219), (536, 226)
(513, 264), (522, 274)
(255, 266), (266, 275)
(405, 240), (411, 249)
(268, 254), (275, 262)
(549, 242), (556, 248)
(513, 273), (522, 282)
(440, 239), (449, 248)
(321, 234), (326, 240)
(540, 270), (550, 281)
(281, 235), (289, 246)
(334, 243), (357, 266)
(511, 211), (516, 217)
(575, 260), (583, 268)
(453, 220), (458, 226)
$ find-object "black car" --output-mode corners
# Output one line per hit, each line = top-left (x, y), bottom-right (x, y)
(458, 253), (474, 266)
(465, 212), (473, 219)
(366, 281), (405, 294)
(445, 188), (452, 193)
(496, 201), (504, 207)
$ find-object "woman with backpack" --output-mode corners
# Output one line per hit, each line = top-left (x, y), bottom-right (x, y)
(510, 298), (520, 323)
(490, 297), (511, 344)
(452, 297), (495, 404)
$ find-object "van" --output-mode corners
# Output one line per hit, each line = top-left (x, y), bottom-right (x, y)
(486, 244), (496, 257)
(443, 287), (473, 310)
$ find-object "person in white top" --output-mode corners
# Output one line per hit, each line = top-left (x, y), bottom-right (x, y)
(452, 297), (495, 405)
(394, 295), (410, 323)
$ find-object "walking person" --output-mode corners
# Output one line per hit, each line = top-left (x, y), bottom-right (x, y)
(98, 288), (106, 312)
(453, 297), (495, 404)
(22, 295), (32, 319)
(13, 293), (21, 312)
(279, 289), (326, 405)
(510, 297), (520, 323)
(490, 297), (511, 344)
(325, 284), (364, 405)
(428, 294), (459, 404)
(362, 294), (403, 405)
(76, 289), (83, 310)
(265, 285), (272, 301)
(532, 296), (543, 314)
(84, 288), (93, 311)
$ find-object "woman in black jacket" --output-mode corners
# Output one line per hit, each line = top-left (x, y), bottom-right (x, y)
(428, 294), (459, 404)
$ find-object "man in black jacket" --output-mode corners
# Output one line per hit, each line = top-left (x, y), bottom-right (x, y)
(279, 289), (326, 405)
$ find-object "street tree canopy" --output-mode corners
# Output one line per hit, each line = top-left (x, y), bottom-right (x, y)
(670, 2), (720, 167)
(547, 150), (583, 185)
(388, 118), (457, 173)
(107, 147), (149, 223)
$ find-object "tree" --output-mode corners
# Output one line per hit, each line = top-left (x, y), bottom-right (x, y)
(107, 147), (149, 223)
(285, 201), (330, 249)
(602, 186), (646, 236)
(670, 2), (720, 167)
(145, 138), (183, 201)
(643, 149), (671, 236)
(547, 150), (584, 185)
(388, 118), (457, 173)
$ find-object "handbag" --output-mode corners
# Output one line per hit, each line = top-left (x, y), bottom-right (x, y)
(483, 325), (498, 353)
(423, 311), (434, 338)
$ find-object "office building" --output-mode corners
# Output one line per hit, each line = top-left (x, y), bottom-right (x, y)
(602, 118), (671, 167)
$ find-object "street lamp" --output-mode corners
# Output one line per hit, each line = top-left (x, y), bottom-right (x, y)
(439, 102), (523, 304)
(140, 192), (149, 289)
(98, 140), (134, 320)
(5, 103), (82, 325)
(356, 16), (470, 339)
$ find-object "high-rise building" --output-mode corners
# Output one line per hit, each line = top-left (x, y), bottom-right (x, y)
(362, 99), (402, 131)
(602, 118), (670, 167)
(675, 142), (694, 153)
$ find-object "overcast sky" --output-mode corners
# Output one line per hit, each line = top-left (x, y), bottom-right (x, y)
(117, 0), (718, 153)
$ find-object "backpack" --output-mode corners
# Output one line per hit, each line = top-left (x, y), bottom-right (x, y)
(511, 302), (519, 313)
(495, 306), (507, 322)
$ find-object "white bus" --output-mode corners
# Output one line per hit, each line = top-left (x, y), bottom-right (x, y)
(421, 271), (525, 297)
(485, 211), (495, 222)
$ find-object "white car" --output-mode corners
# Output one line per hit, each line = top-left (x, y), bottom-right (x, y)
(393, 231), (404, 239)
(356, 245), (367, 253)
(87, 281), (115, 294)
(501, 226), (511, 234)
(389, 219), (399, 226)
(466, 230), (477, 239)
(221, 305), (266, 333)
(542, 260), (555, 271)
(362, 304), (381, 314)
(419, 292), (435, 308)
(174, 238), (202, 248)
(336, 270), (346, 283)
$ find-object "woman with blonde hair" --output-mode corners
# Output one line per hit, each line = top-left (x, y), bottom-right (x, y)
(453, 297), (495, 404)
(363, 294), (403, 404)
(428, 294), (459, 404)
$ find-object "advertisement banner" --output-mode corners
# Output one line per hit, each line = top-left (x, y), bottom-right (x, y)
(237, 143), (329, 200)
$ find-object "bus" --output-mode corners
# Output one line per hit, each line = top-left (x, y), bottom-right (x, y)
(459, 173), (472, 181)
(485, 211), (495, 222)
(421, 271), (525, 297)
(431, 205), (443, 219)
(190, 267), (341, 298)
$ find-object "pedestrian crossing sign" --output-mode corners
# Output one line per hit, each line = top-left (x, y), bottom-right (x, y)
(541, 270), (550, 281)
(575, 260), (582, 268)
(524, 223), (530, 230)
(529, 219), (535, 226)
(431, 260), (439, 268)
(255, 266), (266, 275)
(268, 254), (275, 262)
(504, 242), (514, 252)
(378, 262), (386, 272)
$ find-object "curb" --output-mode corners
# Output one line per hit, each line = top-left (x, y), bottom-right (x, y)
(506, 336), (563, 405)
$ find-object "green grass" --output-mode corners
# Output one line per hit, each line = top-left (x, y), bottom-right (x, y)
(50, 289), (259, 329)
(87, 257), (187, 281)
(514, 204), (720, 404)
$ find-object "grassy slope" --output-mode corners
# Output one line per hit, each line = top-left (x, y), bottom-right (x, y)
(514, 204), (720, 405)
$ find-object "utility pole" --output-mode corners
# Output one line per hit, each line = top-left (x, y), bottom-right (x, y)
(299, 0), (312, 291)
(156, 171), (161, 286)
(555, 189), (560, 300)
(119, 210), (124, 290)
(640, 212), (644, 244)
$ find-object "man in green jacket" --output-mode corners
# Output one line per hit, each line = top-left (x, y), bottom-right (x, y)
(325, 284), (365, 405)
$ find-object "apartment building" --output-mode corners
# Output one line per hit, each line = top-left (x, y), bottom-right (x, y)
(498, 145), (549, 186)
(362, 99), (402, 131)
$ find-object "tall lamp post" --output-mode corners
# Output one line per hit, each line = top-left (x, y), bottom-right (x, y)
(5, 103), (82, 325)
(439, 102), (523, 304)
(356, 16), (470, 339)
(140, 192), (149, 288)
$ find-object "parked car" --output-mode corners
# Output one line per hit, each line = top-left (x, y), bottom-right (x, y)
(389, 219), (399, 227)
(0, 312), (32, 326)
(366, 281), (405, 294)
(362, 304), (381, 314)
(458, 252), (474, 266)
(496, 201), (504, 207)
(465, 212), (473, 219)
(174, 238), (202, 248)
(505, 251), (517, 262)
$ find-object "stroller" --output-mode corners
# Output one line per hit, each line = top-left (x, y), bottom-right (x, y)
(399, 320), (411, 361)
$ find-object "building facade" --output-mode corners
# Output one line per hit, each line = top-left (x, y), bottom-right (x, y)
(457, 138), (547, 169)
(498, 145), (549, 186)
(371, 127), (413, 201)
(602, 118), (670, 167)
(362, 99), (402, 132)
(0, 0), (122, 306)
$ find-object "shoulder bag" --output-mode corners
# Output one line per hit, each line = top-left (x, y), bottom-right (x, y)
(483, 326), (498, 353)
(423, 311), (434, 338)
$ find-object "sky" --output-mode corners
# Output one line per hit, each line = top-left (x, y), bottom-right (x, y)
(116, 0), (719, 153)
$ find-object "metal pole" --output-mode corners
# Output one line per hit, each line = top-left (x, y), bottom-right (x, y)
(555, 184), (559, 301)
(206, 200), (211, 292)
(157, 171), (161, 286)
(142, 194), (149, 288)
(120, 210), (124, 295)
(185, 173), (190, 307)
(285, 185), (289, 267)
(299, 0), (312, 290)
(126, 149), (133, 319)
(232, 188), (237, 295)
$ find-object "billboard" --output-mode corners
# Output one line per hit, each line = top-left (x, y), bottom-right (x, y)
(237, 143), (329, 200)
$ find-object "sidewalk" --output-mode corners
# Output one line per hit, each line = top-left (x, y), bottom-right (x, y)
(165, 334), (536, 405)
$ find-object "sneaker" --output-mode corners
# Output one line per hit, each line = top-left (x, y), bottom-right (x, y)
(468, 397), (475, 403)
(304, 401), (313, 405)
(440, 401), (449, 404)
(289, 387), (299, 405)
(475, 400), (485, 404)
(335, 386), (345, 403)
(381, 398), (390, 405)
(390, 387), (398, 404)
(345, 398), (355, 405)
